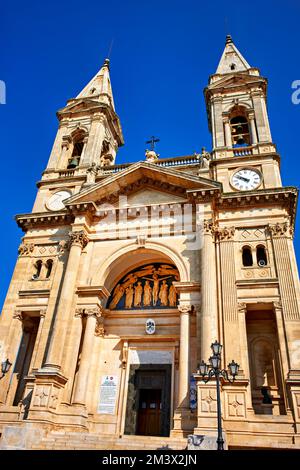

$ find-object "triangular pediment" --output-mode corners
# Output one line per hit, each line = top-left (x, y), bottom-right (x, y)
(124, 188), (187, 206)
(208, 73), (264, 90)
(57, 98), (105, 116)
(65, 161), (221, 208)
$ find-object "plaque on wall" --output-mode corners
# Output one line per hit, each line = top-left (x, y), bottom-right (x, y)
(98, 375), (118, 414)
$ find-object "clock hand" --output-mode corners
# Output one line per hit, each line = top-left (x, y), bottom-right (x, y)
(236, 175), (250, 183)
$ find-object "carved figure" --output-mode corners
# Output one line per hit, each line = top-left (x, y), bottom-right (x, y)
(143, 280), (152, 307)
(168, 284), (177, 307)
(125, 285), (134, 309)
(134, 281), (143, 307)
(109, 284), (125, 310)
(159, 280), (169, 306)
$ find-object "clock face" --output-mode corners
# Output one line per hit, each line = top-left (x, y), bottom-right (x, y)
(231, 168), (262, 191)
(46, 190), (71, 211)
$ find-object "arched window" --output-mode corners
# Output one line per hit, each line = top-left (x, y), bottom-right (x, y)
(33, 260), (42, 279)
(45, 259), (53, 278)
(67, 133), (85, 169)
(242, 247), (253, 267)
(257, 246), (267, 267)
(230, 115), (251, 147)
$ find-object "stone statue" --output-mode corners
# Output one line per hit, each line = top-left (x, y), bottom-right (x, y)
(200, 147), (210, 168)
(125, 285), (134, 309)
(134, 281), (143, 307)
(159, 280), (169, 306)
(86, 163), (98, 184)
(168, 284), (177, 307)
(109, 283), (125, 310)
(143, 280), (152, 307)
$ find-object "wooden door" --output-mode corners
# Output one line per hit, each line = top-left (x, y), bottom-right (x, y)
(136, 389), (161, 436)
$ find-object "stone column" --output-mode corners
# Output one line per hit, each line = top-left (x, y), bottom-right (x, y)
(177, 304), (191, 409)
(81, 113), (106, 166)
(31, 310), (46, 370)
(44, 230), (89, 371)
(217, 227), (242, 370)
(248, 113), (258, 145)
(212, 97), (225, 148)
(58, 137), (71, 169)
(223, 117), (232, 147)
(252, 91), (270, 143)
(269, 223), (300, 372)
(201, 221), (218, 361)
(72, 307), (102, 406)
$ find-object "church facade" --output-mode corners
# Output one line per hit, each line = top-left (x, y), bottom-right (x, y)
(0, 36), (300, 450)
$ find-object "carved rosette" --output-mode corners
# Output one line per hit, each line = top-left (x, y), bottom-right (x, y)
(216, 226), (235, 241)
(69, 230), (89, 249)
(269, 222), (293, 238)
(18, 242), (34, 256)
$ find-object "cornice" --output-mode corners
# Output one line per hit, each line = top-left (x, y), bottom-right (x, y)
(15, 211), (74, 230)
(218, 187), (298, 225)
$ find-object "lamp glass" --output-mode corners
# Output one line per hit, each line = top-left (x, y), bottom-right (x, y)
(210, 355), (220, 369)
(211, 340), (222, 356)
(1, 359), (12, 375)
(198, 360), (208, 376)
(228, 360), (239, 377)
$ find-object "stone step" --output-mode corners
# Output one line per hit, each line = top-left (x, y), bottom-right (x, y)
(35, 431), (187, 450)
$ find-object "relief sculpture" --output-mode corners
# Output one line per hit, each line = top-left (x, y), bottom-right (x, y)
(108, 263), (179, 310)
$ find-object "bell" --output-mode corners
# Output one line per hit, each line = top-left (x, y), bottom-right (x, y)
(67, 157), (79, 169)
(236, 135), (245, 145)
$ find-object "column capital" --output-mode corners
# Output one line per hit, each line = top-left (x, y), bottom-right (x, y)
(39, 309), (47, 318)
(203, 219), (217, 235)
(69, 230), (89, 249)
(273, 300), (283, 311)
(18, 242), (34, 257)
(237, 302), (247, 314)
(216, 226), (235, 241)
(75, 305), (103, 319)
(13, 310), (24, 321)
(268, 222), (293, 238)
(178, 303), (192, 315)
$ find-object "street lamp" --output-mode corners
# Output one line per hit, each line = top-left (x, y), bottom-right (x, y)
(1, 359), (12, 379)
(197, 341), (239, 451)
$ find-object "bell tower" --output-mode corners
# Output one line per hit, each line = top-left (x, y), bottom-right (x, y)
(32, 58), (124, 213)
(205, 35), (281, 192)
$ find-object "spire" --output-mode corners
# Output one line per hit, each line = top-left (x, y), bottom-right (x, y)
(76, 58), (115, 110)
(215, 35), (251, 74)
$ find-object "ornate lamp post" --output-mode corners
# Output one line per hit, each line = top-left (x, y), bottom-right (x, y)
(197, 341), (239, 450)
(0, 359), (12, 379)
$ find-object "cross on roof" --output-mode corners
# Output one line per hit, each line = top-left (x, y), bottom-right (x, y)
(146, 136), (160, 151)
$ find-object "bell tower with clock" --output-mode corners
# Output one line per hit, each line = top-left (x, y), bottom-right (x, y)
(32, 58), (124, 214)
(204, 35), (282, 193)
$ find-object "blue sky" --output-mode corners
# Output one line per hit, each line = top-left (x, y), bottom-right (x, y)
(0, 0), (299, 309)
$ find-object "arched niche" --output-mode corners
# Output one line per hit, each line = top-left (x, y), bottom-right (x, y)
(91, 242), (189, 307)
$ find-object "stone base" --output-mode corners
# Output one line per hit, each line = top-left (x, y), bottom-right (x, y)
(0, 423), (46, 450)
(187, 433), (227, 450)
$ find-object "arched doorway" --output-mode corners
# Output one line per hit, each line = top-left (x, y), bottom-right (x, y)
(97, 245), (186, 437)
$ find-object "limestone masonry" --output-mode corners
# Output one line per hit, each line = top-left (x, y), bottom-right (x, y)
(0, 36), (300, 450)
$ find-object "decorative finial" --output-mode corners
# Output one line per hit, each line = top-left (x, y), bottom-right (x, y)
(103, 58), (110, 70)
(226, 34), (233, 44)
